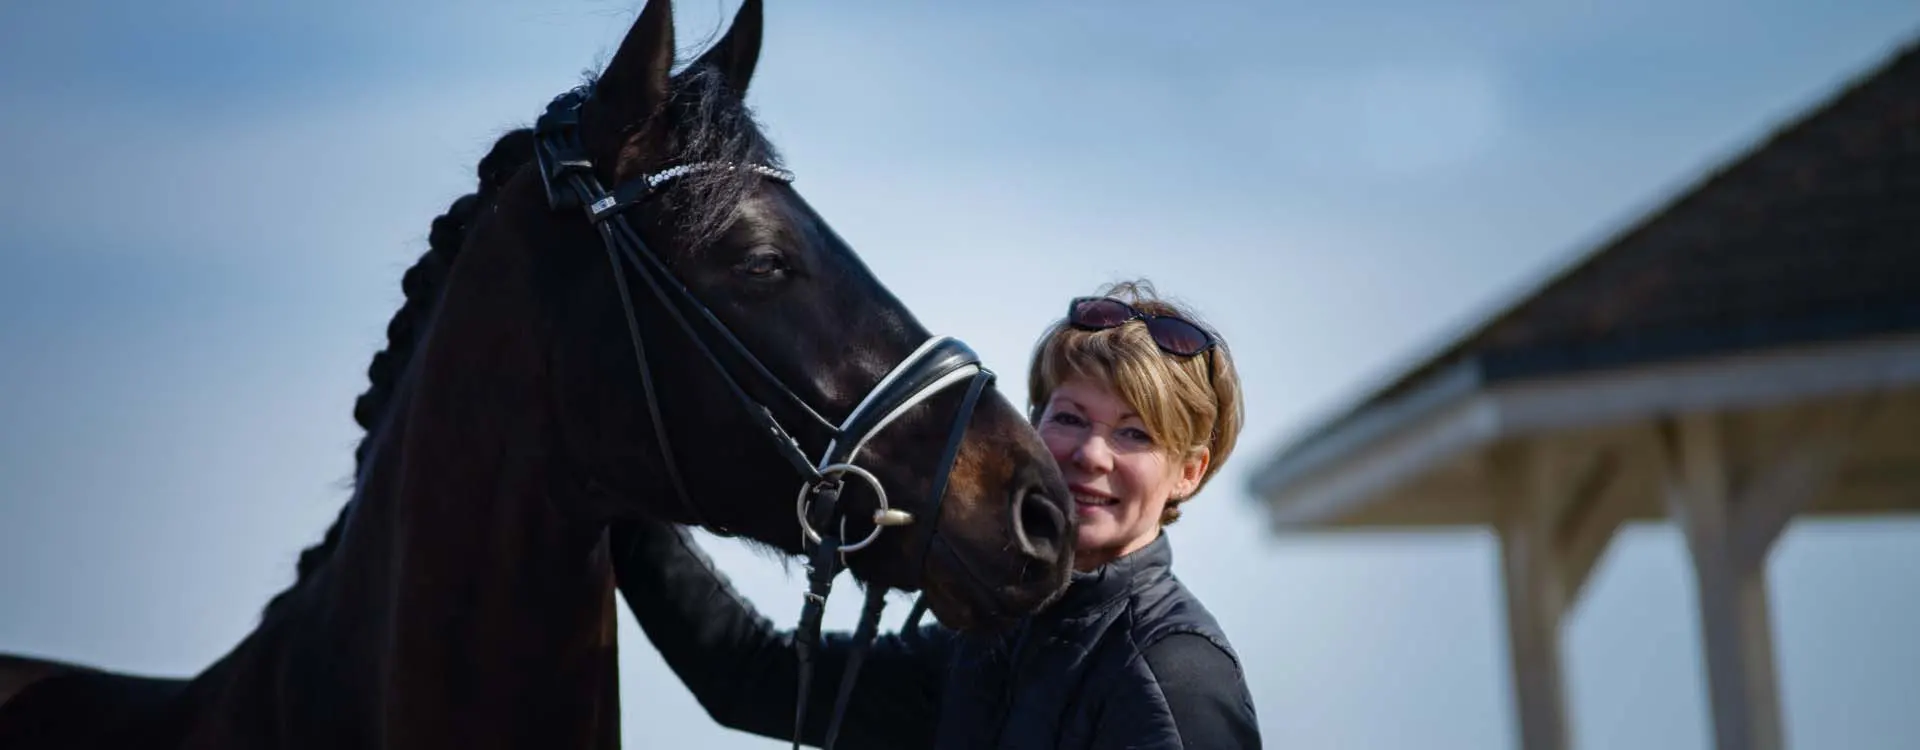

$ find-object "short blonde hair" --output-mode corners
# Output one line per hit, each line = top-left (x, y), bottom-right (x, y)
(1026, 280), (1244, 525)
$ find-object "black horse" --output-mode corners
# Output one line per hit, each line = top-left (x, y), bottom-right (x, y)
(0, 2), (1075, 747)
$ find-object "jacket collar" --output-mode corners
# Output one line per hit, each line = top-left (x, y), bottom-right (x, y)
(1049, 530), (1175, 618)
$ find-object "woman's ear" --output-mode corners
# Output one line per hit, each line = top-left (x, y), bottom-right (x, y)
(1173, 446), (1210, 500)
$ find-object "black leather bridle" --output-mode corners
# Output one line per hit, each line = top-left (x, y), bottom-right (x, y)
(533, 86), (990, 750)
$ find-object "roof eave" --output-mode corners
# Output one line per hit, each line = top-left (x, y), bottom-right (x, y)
(1250, 332), (1920, 529)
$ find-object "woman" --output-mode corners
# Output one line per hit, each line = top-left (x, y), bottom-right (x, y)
(612, 280), (1259, 749)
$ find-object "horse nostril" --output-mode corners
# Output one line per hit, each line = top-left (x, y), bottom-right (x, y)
(1010, 484), (1068, 562)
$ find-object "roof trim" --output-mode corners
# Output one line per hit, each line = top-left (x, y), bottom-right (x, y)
(1253, 332), (1920, 528)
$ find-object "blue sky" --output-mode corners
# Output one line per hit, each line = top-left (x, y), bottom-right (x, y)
(2, 1), (1918, 748)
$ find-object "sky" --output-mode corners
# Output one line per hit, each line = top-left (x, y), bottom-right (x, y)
(2, 1), (1918, 748)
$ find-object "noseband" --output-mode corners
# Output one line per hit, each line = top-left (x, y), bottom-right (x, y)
(533, 86), (990, 750)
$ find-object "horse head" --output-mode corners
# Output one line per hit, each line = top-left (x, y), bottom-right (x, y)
(483, 0), (1075, 631)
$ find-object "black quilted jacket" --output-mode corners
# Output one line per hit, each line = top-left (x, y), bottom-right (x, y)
(610, 520), (1261, 749)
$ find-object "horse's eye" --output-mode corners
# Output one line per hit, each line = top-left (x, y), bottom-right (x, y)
(735, 248), (789, 279)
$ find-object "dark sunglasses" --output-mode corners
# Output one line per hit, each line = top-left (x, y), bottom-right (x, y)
(1066, 297), (1217, 358)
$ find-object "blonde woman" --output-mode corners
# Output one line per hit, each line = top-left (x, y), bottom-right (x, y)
(614, 280), (1259, 748)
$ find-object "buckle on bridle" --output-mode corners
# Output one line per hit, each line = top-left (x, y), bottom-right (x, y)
(533, 86), (595, 212)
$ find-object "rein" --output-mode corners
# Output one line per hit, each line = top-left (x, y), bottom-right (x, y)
(533, 86), (990, 750)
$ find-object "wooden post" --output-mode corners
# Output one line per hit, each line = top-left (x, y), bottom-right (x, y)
(1490, 443), (1572, 750)
(1657, 402), (1862, 750)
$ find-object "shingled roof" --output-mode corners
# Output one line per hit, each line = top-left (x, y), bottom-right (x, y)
(1260, 35), (1920, 474)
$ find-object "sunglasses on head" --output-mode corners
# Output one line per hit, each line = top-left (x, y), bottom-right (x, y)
(1066, 296), (1217, 358)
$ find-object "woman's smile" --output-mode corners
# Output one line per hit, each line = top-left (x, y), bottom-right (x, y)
(1070, 485), (1119, 516)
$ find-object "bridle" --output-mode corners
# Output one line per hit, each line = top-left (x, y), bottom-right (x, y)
(533, 85), (989, 750)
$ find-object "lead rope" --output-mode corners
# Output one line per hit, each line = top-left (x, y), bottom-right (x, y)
(900, 594), (931, 640)
(792, 476), (844, 750)
(823, 585), (891, 749)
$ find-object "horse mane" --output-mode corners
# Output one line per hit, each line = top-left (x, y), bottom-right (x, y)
(255, 129), (535, 621)
(255, 59), (777, 623)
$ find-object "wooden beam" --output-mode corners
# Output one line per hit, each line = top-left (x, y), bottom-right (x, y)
(1728, 396), (1872, 572)
(1555, 445), (1631, 603)
(1658, 412), (1786, 750)
(1489, 443), (1572, 750)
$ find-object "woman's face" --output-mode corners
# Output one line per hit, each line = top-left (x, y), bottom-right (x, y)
(1036, 377), (1207, 571)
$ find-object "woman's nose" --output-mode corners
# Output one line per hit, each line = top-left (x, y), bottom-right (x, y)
(1072, 434), (1113, 471)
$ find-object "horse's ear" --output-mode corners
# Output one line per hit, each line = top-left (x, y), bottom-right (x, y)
(693, 0), (763, 98)
(588, 0), (676, 144)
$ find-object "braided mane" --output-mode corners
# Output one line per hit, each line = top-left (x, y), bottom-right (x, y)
(256, 129), (534, 620)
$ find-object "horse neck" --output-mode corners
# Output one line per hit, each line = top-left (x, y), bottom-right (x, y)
(280, 237), (619, 750)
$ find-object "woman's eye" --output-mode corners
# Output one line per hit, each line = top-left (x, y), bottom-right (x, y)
(1049, 412), (1085, 427)
(736, 249), (789, 278)
(1118, 427), (1155, 446)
